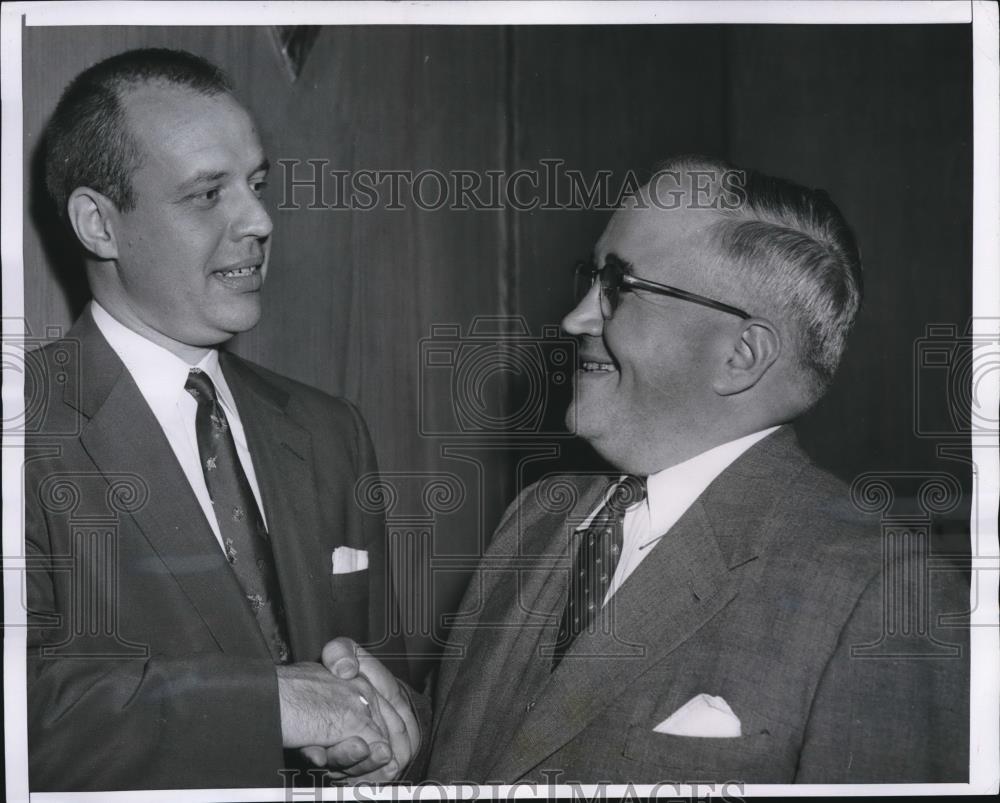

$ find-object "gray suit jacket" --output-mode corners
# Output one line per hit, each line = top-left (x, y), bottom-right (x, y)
(427, 427), (968, 783)
(25, 309), (427, 791)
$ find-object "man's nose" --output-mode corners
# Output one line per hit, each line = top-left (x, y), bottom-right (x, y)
(232, 189), (274, 241)
(561, 283), (605, 337)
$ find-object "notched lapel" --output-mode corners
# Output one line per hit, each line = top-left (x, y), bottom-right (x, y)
(490, 500), (741, 781)
(476, 431), (802, 780)
(79, 369), (271, 657)
(435, 476), (611, 772)
(460, 475), (612, 649)
(463, 476), (613, 671)
(222, 356), (335, 662)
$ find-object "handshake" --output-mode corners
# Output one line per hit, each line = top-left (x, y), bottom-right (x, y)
(276, 637), (420, 783)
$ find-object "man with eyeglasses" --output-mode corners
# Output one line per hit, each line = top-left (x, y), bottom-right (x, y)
(426, 156), (968, 784)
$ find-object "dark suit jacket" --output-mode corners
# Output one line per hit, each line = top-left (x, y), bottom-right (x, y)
(427, 427), (969, 783)
(25, 309), (424, 791)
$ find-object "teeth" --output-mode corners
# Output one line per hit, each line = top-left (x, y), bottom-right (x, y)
(220, 265), (258, 278)
(581, 361), (616, 372)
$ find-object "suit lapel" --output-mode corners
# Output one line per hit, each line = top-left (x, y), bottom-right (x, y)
(486, 429), (804, 780)
(488, 497), (739, 780)
(465, 478), (609, 688)
(431, 475), (610, 773)
(221, 354), (336, 662)
(71, 314), (270, 656)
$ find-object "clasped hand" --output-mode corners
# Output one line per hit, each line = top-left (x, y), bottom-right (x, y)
(276, 638), (419, 783)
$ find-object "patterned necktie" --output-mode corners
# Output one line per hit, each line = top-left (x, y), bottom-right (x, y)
(185, 369), (290, 663)
(551, 475), (647, 670)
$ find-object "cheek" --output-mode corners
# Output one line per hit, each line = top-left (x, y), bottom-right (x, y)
(118, 222), (163, 272)
(147, 222), (222, 279)
(120, 243), (211, 308)
(604, 312), (714, 402)
(135, 207), (225, 259)
(623, 338), (708, 406)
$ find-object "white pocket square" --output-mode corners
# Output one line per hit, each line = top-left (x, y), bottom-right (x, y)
(331, 546), (368, 574)
(653, 694), (742, 737)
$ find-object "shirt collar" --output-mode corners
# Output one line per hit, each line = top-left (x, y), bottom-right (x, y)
(644, 426), (780, 537)
(574, 426), (780, 533)
(90, 300), (224, 406)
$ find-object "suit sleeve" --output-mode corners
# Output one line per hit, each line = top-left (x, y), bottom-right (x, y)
(794, 558), (970, 783)
(25, 482), (285, 791)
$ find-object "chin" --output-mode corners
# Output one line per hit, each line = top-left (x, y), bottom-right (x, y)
(565, 399), (603, 444)
(567, 403), (645, 472)
(565, 398), (583, 438)
(589, 436), (649, 475)
(186, 317), (261, 348)
(228, 315), (262, 335)
(217, 305), (263, 336)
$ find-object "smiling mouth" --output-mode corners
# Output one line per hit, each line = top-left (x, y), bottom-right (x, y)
(217, 265), (260, 279)
(580, 359), (617, 373)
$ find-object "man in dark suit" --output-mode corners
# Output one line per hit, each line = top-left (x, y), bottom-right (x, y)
(427, 157), (969, 783)
(26, 48), (424, 790)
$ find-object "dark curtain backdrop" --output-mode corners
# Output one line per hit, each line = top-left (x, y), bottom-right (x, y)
(22, 24), (972, 686)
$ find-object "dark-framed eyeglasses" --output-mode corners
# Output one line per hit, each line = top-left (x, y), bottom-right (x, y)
(573, 254), (752, 320)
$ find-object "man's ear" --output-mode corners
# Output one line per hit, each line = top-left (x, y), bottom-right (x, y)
(66, 187), (119, 260)
(713, 319), (781, 395)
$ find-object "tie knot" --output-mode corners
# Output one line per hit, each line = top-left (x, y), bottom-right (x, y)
(185, 369), (218, 405)
(607, 475), (646, 514)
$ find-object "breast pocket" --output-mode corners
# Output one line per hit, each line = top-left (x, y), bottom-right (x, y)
(329, 568), (369, 642)
(623, 721), (792, 782)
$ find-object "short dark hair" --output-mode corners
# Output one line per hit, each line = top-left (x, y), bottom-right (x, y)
(44, 48), (233, 222)
(651, 155), (863, 399)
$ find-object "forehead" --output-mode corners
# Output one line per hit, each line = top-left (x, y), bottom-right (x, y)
(121, 83), (263, 177)
(595, 188), (721, 282)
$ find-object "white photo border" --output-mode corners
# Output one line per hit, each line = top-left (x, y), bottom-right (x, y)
(2, 2), (997, 801)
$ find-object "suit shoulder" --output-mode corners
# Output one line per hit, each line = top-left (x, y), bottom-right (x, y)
(224, 353), (362, 427)
(747, 453), (884, 615)
(772, 456), (876, 548)
(24, 335), (84, 380)
(711, 437), (877, 563)
(23, 336), (91, 442)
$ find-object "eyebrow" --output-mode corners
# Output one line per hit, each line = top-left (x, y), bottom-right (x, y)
(605, 252), (635, 272)
(175, 158), (270, 196)
(178, 170), (227, 193)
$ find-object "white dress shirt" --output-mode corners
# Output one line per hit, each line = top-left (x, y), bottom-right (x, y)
(575, 426), (780, 606)
(91, 300), (268, 550)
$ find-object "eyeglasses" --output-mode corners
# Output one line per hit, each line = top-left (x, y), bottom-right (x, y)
(573, 254), (752, 320)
